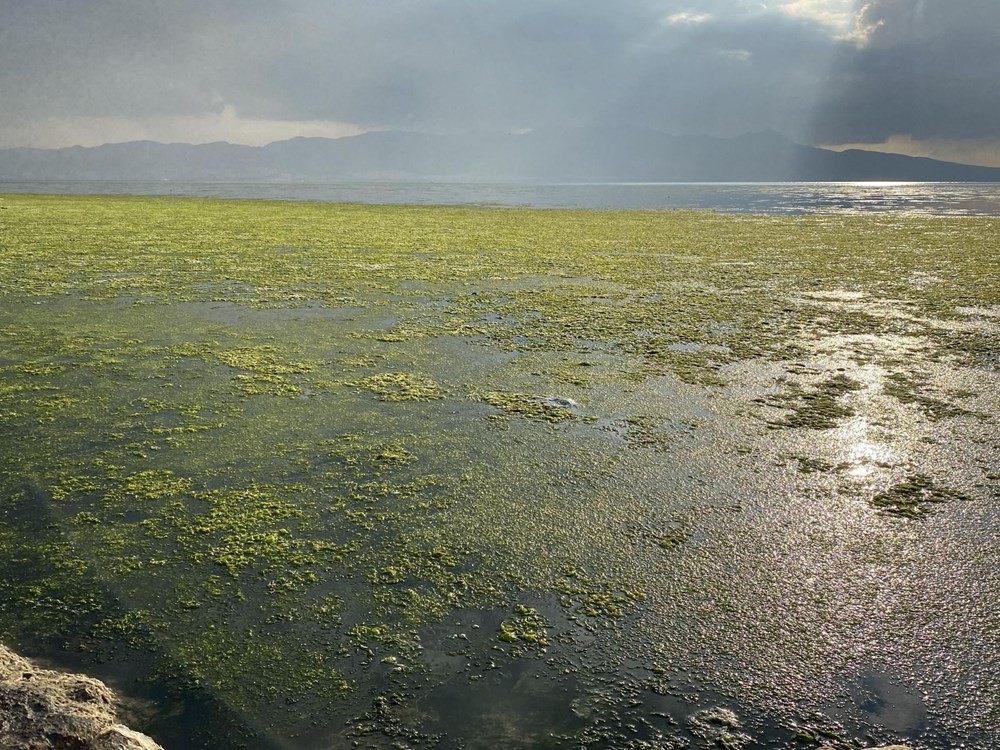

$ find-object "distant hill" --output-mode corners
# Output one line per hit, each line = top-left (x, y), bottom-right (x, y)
(2, 127), (999, 182)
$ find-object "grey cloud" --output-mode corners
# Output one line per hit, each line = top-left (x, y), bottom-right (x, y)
(227, 0), (664, 129)
(0, 0), (277, 121)
(808, 0), (1000, 142)
(0, 0), (997, 149)
(607, 13), (842, 136)
(222, 0), (843, 136)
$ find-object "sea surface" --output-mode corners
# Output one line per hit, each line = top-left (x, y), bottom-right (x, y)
(3, 179), (1000, 214)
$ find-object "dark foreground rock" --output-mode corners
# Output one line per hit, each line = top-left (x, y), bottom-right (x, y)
(0, 645), (162, 750)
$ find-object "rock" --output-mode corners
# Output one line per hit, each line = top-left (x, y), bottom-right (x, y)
(0, 644), (163, 750)
(93, 726), (164, 750)
(538, 395), (580, 409)
(869, 746), (914, 750)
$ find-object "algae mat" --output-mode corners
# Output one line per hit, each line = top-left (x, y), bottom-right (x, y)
(0, 194), (998, 749)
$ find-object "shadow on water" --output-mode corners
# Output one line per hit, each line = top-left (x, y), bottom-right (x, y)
(304, 593), (970, 750)
(845, 670), (928, 734)
(3, 471), (988, 750)
(419, 663), (587, 749)
(0, 480), (283, 750)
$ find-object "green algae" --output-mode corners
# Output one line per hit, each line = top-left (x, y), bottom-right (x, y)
(759, 373), (864, 430)
(1, 196), (998, 388)
(654, 527), (693, 551)
(555, 567), (644, 621)
(614, 414), (689, 451)
(215, 345), (319, 397)
(323, 434), (416, 467)
(477, 390), (578, 423)
(870, 475), (971, 518)
(882, 372), (976, 421)
(795, 456), (837, 474)
(349, 371), (445, 401)
(496, 604), (549, 653)
(0, 194), (997, 749)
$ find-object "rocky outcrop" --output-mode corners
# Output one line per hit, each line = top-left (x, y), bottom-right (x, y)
(0, 644), (163, 750)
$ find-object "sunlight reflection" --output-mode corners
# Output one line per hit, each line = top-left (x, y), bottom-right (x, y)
(839, 416), (895, 480)
(847, 181), (918, 188)
(833, 362), (898, 481)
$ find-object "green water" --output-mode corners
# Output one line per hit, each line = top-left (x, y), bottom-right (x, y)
(0, 195), (998, 749)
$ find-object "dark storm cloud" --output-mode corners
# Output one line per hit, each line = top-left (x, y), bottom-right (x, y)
(1, 0), (997, 146)
(809, 0), (1000, 142)
(221, 0), (665, 129)
(603, 12), (842, 137)
(209, 0), (843, 136)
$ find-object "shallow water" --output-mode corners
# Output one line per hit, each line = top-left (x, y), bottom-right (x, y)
(3, 179), (1000, 214)
(0, 196), (997, 749)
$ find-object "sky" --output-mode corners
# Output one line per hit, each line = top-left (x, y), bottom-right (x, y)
(1, 0), (998, 166)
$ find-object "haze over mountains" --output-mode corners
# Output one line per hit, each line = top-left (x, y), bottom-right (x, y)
(2, 127), (1000, 183)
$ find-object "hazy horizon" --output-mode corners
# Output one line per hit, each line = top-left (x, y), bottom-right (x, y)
(4, 126), (998, 173)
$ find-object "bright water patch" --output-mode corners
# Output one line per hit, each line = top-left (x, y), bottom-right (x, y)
(4, 180), (1000, 213)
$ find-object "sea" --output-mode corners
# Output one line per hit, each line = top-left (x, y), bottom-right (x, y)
(3, 180), (1000, 214)
(3, 177), (1000, 750)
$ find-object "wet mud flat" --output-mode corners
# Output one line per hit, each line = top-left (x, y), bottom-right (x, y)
(0, 194), (997, 749)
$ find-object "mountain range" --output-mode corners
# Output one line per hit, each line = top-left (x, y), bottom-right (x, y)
(2, 127), (999, 183)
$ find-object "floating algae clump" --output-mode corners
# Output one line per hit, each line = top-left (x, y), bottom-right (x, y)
(882, 372), (975, 421)
(478, 390), (578, 423)
(350, 372), (445, 401)
(323, 434), (416, 467)
(688, 707), (751, 750)
(496, 604), (549, 654)
(760, 373), (863, 430)
(871, 475), (970, 518)
(217, 345), (317, 397)
(555, 567), (644, 620)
